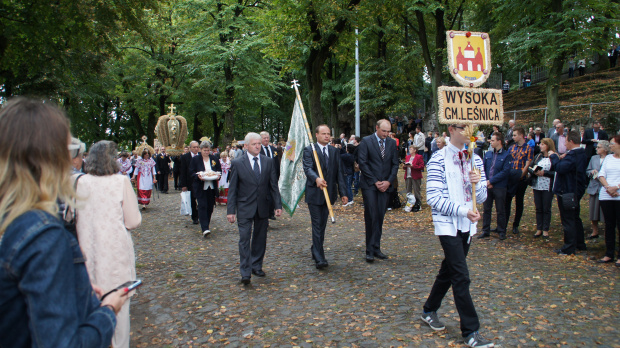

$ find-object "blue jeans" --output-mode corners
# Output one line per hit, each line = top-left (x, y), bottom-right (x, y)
(344, 174), (354, 202)
(352, 172), (360, 195)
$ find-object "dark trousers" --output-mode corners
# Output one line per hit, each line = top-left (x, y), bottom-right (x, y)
(423, 231), (480, 338)
(308, 203), (329, 263)
(173, 171), (180, 189)
(482, 186), (507, 234)
(158, 172), (169, 192)
(362, 189), (389, 256)
(344, 174), (353, 202)
(557, 194), (586, 254)
(190, 190), (198, 222)
(196, 188), (215, 231)
(237, 213), (269, 277)
(533, 189), (554, 231)
(600, 200), (620, 259)
(352, 172), (360, 195)
(505, 180), (528, 229)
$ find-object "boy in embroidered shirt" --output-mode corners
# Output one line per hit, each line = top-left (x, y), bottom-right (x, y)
(420, 124), (494, 348)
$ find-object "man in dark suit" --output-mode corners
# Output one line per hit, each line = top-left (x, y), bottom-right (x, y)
(582, 121), (608, 160)
(172, 154), (182, 190)
(179, 141), (200, 224)
(551, 131), (588, 255)
(227, 132), (282, 284)
(260, 131), (280, 220)
(303, 125), (348, 269)
(156, 147), (171, 193)
(357, 119), (400, 262)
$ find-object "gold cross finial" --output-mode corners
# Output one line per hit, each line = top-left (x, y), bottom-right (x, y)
(168, 104), (176, 114)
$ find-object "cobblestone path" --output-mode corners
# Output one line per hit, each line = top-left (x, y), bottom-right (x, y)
(130, 183), (619, 348)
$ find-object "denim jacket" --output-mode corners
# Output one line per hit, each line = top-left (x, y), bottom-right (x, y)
(0, 210), (116, 347)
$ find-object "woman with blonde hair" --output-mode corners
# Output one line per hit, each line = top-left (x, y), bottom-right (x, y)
(77, 140), (142, 348)
(0, 98), (128, 347)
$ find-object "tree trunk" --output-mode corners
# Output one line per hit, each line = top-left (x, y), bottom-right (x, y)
(222, 63), (236, 146)
(192, 112), (202, 142)
(212, 111), (223, 147)
(147, 110), (158, 147)
(304, 0), (361, 131)
(545, 55), (564, 124)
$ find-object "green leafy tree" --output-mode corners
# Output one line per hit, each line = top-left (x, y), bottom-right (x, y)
(490, 0), (619, 125)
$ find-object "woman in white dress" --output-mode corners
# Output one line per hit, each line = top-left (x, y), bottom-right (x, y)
(132, 150), (157, 209)
(76, 140), (142, 348)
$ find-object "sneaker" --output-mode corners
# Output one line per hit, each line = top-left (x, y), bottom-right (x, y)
(387, 207), (392, 211)
(464, 331), (494, 347)
(420, 311), (445, 331)
(202, 230), (211, 238)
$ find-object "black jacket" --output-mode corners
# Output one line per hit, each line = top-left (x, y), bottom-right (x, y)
(303, 144), (347, 205)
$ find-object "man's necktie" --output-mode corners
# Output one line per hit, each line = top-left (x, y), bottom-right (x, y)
(322, 146), (328, 171)
(253, 157), (260, 181)
(380, 139), (385, 159)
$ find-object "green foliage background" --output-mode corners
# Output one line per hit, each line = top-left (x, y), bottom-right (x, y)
(1, 0), (618, 148)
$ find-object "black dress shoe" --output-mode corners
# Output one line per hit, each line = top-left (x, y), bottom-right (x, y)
(365, 254), (375, 263)
(241, 277), (251, 284)
(587, 235), (599, 240)
(554, 249), (574, 256)
(477, 233), (490, 239)
(316, 261), (328, 269)
(374, 251), (388, 259)
(499, 233), (507, 240)
(269, 216), (276, 220)
(252, 269), (266, 277)
(512, 226), (519, 234)
(192, 219), (199, 225)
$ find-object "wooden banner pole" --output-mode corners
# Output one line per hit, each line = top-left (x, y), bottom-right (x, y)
(291, 80), (336, 223)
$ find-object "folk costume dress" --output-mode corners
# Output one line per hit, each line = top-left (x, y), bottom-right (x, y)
(117, 158), (133, 178)
(133, 158), (156, 205)
(217, 158), (231, 204)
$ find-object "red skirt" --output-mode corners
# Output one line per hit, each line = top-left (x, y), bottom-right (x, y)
(216, 188), (228, 204)
(136, 172), (152, 205)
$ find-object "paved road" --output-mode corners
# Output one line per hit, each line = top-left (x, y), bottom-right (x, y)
(130, 186), (619, 348)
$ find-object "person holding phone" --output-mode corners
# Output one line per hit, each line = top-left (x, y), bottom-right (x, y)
(0, 98), (129, 347)
(77, 140), (142, 348)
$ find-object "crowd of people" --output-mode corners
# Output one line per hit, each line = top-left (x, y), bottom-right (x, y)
(2, 97), (619, 348)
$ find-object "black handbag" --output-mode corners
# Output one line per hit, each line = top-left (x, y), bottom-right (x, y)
(63, 174), (84, 239)
(559, 192), (577, 210)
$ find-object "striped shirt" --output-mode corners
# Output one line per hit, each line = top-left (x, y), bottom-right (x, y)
(426, 144), (487, 236)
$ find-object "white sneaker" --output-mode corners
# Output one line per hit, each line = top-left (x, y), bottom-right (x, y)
(202, 230), (211, 238)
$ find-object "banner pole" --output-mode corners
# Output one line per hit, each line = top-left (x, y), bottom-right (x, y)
(291, 80), (336, 223)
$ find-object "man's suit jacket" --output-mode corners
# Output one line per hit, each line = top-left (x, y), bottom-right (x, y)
(260, 144), (280, 176)
(356, 134), (399, 191)
(303, 144), (347, 205)
(227, 153), (282, 219)
(157, 154), (171, 174)
(172, 156), (181, 174)
(188, 154), (222, 199)
(582, 128), (608, 159)
(178, 152), (196, 189)
(551, 147), (588, 198)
